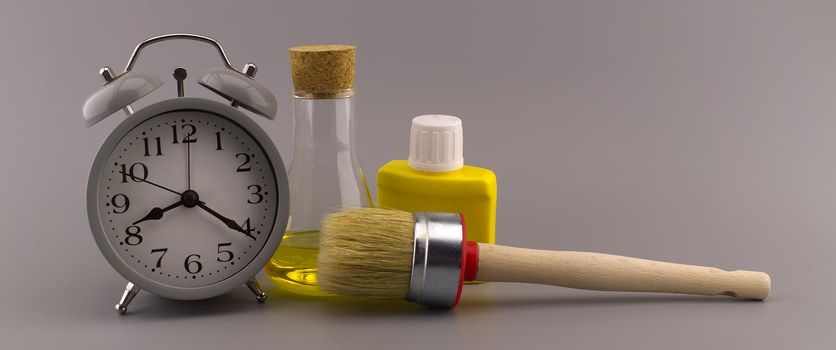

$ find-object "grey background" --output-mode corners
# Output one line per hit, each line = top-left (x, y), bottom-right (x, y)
(0, 0), (832, 348)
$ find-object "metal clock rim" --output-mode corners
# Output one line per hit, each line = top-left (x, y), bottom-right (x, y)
(86, 98), (289, 300)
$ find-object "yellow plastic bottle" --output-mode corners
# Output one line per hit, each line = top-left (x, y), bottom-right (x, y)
(377, 115), (497, 245)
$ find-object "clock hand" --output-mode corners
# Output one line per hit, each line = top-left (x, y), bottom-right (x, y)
(186, 139), (192, 190)
(132, 200), (184, 225)
(196, 202), (256, 240)
(118, 171), (182, 196)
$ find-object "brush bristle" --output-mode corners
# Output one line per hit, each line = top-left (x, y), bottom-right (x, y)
(318, 208), (415, 300)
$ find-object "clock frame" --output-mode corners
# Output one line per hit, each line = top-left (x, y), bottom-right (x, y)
(87, 98), (289, 306)
(82, 34), (287, 314)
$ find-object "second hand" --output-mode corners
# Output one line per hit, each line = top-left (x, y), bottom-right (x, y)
(187, 139), (191, 190)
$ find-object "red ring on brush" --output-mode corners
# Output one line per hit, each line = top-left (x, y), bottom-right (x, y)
(454, 214), (480, 307)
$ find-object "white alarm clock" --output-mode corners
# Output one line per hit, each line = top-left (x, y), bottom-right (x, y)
(82, 34), (289, 314)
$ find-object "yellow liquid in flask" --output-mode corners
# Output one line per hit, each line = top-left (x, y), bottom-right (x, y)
(264, 230), (331, 297)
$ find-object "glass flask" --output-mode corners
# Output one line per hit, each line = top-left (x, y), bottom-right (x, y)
(264, 65), (372, 296)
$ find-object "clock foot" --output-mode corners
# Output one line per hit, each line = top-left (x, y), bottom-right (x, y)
(115, 282), (141, 315)
(245, 278), (267, 303)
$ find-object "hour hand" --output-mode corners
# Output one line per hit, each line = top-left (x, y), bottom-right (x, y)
(132, 200), (184, 225)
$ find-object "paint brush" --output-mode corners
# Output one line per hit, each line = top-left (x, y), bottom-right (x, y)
(318, 208), (771, 307)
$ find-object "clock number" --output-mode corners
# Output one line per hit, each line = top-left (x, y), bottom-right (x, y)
(214, 132), (223, 150)
(217, 243), (234, 262)
(247, 185), (264, 204)
(242, 218), (256, 240)
(236, 153), (252, 172)
(110, 194), (130, 214)
(183, 124), (197, 143)
(150, 248), (168, 268)
(142, 136), (163, 156)
(184, 254), (202, 274)
(124, 225), (143, 246)
(119, 163), (148, 183)
(171, 124), (197, 144)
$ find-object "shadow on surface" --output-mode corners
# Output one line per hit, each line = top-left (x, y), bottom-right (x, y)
(315, 297), (451, 318)
(118, 288), (277, 320)
(457, 293), (766, 311)
(318, 293), (765, 316)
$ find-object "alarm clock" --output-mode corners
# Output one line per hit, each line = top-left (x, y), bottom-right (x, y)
(82, 34), (289, 314)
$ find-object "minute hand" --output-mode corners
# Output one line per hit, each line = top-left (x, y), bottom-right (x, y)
(196, 202), (255, 240)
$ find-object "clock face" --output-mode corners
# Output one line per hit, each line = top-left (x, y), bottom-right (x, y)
(88, 99), (287, 298)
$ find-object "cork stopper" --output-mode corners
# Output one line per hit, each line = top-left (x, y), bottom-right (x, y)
(289, 44), (355, 99)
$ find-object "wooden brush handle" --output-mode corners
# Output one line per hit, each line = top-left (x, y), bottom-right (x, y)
(475, 243), (770, 300)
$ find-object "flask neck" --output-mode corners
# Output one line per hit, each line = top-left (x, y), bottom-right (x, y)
(291, 97), (356, 158)
(288, 96), (371, 229)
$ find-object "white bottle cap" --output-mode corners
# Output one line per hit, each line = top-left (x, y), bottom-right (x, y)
(409, 114), (464, 172)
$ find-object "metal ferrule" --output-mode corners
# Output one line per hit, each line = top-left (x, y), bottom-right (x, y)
(407, 212), (464, 307)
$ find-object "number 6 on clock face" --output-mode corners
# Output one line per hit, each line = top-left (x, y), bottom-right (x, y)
(87, 98), (289, 300)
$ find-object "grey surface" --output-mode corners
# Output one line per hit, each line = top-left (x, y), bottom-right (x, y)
(0, 0), (833, 348)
